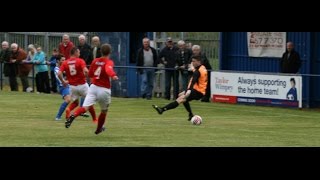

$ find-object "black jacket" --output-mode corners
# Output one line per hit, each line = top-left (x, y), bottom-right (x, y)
(158, 46), (179, 68)
(176, 48), (193, 70)
(78, 43), (92, 65)
(0, 49), (11, 63)
(0, 49), (13, 77)
(280, 49), (301, 73)
(136, 47), (158, 74)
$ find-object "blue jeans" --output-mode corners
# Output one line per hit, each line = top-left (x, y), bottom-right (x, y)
(141, 69), (155, 99)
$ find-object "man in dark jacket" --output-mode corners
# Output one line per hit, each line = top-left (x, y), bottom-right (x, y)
(159, 37), (179, 100)
(78, 35), (92, 66)
(280, 42), (301, 74)
(176, 40), (193, 91)
(1, 41), (19, 91)
(0, 41), (11, 76)
(136, 37), (158, 100)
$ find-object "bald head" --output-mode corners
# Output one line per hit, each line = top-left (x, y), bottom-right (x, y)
(63, 34), (70, 45)
(192, 45), (201, 55)
(63, 34), (69, 39)
(11, 43), (18, 52)
(92, 36), (100, 47)
(92, 36), (99, 41)
(11, 43), (18, 48)
(79, 35), (86, 45)
(1, 41), (9, 50)
(79, 35), (85, 40)
(142, 38), (150, 50)
(286, 42), (294, 52)
(178, 40), (186, 50)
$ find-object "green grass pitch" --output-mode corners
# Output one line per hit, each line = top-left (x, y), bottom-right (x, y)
(0, 91), (320, 147)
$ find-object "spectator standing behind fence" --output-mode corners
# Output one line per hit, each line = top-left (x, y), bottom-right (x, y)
(0, 41), (13, 89)
(280, 42), (302, 74)
(25, 44), (37, 63)
(47, 49), (59, 93)
(32, 46), (50, 94)
(7, 43), (21, 91)
(59, 34), (74, 60)
(192, 45), (212, 102)
(176, 40), (193, 91)
(11, 43), (30, 92)
(136, 37), (158, 100)
(90, 36), (102, 62)
(159, 37), (179, 100)
(78, 35), (92, 66)
(23, 44), (37, 92)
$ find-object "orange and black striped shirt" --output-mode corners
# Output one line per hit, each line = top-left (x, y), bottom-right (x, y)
(187, 65), (207, 95)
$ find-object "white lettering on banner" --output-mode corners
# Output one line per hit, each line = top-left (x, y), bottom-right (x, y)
(248, 32), (286, 57)
(238, 98), (256, 103)
(211, 72), (302, 108)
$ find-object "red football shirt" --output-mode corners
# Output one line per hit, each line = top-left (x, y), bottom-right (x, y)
(89, 57), (117, 88)
(59, 57), (87, 86)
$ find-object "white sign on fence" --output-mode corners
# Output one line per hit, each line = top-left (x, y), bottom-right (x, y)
(211, 71), (302, 108)
(247, 32), (286, 57)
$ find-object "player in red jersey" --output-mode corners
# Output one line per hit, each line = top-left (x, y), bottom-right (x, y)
(65, 44), (118, 134)
(57, 47), (97, 123)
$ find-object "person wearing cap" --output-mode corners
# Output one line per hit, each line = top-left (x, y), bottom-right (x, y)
(158, 37), (179, 100)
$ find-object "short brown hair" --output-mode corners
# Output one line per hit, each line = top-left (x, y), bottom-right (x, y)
(70, 47), (79, 56)
(191, 55), (201, 62)
(57, 54), (64, 61)
(101, 43), (112, 56)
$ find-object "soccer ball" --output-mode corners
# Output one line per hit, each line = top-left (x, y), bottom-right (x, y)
(287, 94), (294, 100)
(191, 115), (202, 125)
